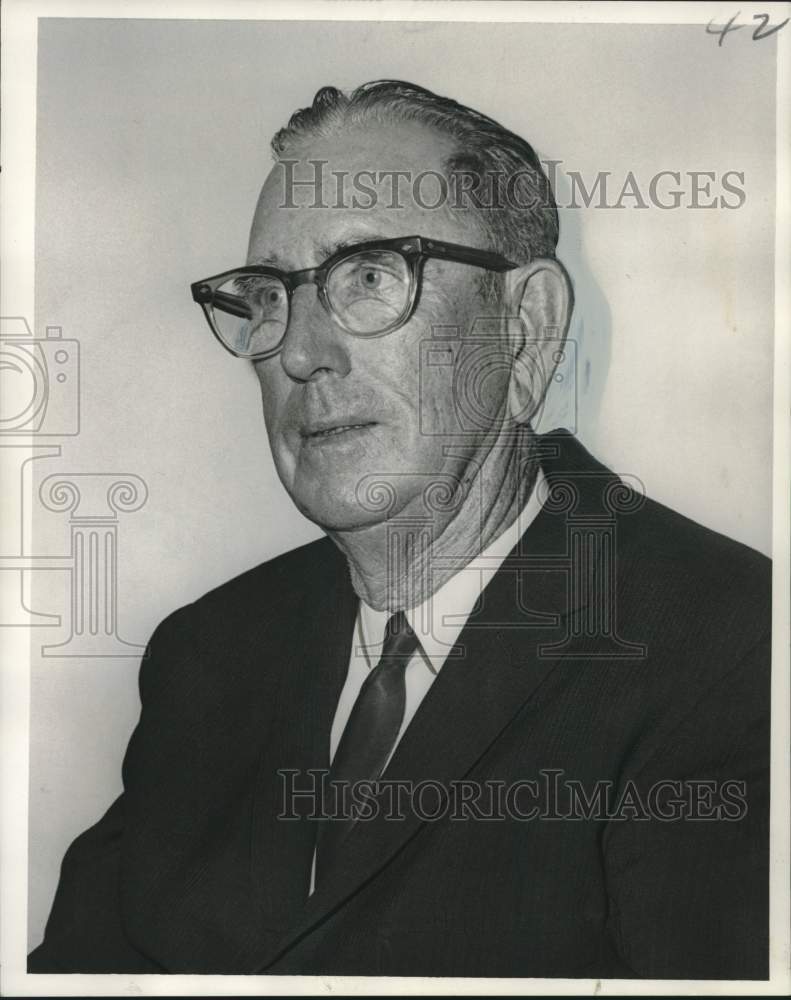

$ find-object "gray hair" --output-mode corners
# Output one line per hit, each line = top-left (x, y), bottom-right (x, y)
(271, 80), (559, 300)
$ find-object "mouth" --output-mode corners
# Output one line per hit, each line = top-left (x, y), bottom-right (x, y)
(302, 421), (378, 442)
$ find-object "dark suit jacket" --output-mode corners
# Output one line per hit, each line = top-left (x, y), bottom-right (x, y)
(29, 431), (771, 978)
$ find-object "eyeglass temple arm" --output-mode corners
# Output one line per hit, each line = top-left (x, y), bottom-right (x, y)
(192, 283), (253, 320)
(419, 237), (520, 272)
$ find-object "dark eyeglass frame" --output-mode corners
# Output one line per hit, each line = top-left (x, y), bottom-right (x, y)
(190, 235), (519, 360)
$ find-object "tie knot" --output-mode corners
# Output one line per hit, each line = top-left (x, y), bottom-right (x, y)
(380, 610), (419, 661)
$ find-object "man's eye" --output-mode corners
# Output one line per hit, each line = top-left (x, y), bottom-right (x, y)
(361, 268), (382, 288)
(261, 286), (284, 306)
(348, 264), (400, 292)
(234, 279), (285, 309)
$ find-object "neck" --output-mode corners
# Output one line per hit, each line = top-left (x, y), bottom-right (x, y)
(326, 424), (540, 612)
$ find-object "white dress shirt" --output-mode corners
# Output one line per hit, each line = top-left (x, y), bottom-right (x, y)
(309, 467), (546, 894)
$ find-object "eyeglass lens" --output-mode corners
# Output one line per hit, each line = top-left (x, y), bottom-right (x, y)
(209, 249), (413, 356)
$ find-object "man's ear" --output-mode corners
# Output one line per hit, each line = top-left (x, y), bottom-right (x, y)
(503, 258), (574, 425)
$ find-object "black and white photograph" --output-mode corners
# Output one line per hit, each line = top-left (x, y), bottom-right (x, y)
(1, 1), (789, 995)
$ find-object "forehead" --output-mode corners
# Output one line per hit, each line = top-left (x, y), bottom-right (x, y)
(247, 120), (482, 268)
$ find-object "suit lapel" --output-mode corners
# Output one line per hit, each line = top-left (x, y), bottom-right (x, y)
(251, 559), (358, 931)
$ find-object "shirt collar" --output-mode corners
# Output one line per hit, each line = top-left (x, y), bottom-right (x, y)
(356, 466), (546, 674)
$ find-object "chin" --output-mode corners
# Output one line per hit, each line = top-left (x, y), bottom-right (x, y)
(295, 493), (395, 532)
(288, 469), (418, 532)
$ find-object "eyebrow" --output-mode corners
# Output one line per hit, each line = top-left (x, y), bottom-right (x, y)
(315, 233), (374, 260)
(250, 229), (388, 271)
(248, 251), (284, 268)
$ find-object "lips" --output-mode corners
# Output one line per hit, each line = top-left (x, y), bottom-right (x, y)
(301, 420), (377, 440)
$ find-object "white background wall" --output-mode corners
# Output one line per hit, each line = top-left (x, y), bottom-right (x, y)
(27, 17), (775, 945)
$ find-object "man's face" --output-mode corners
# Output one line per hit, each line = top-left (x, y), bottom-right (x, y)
(248, 121), (510, 530)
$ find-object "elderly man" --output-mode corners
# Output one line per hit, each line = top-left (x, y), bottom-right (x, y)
(30, 81), (770, 979)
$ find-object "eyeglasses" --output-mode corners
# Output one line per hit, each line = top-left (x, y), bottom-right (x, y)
(190, 235), (519, 360)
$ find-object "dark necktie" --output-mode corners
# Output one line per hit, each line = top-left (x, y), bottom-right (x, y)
(314, 610), (420, 888)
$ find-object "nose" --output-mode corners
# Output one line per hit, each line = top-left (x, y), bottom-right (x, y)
(279, 284), (351, 383)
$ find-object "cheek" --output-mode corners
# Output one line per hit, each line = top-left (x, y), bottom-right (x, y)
(362, 327), (456, 444)
(254, 367), (292, 450)
(404, 282), (491, 435)
(386, 284), (472, 426)
(419, 356), (457, 434)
